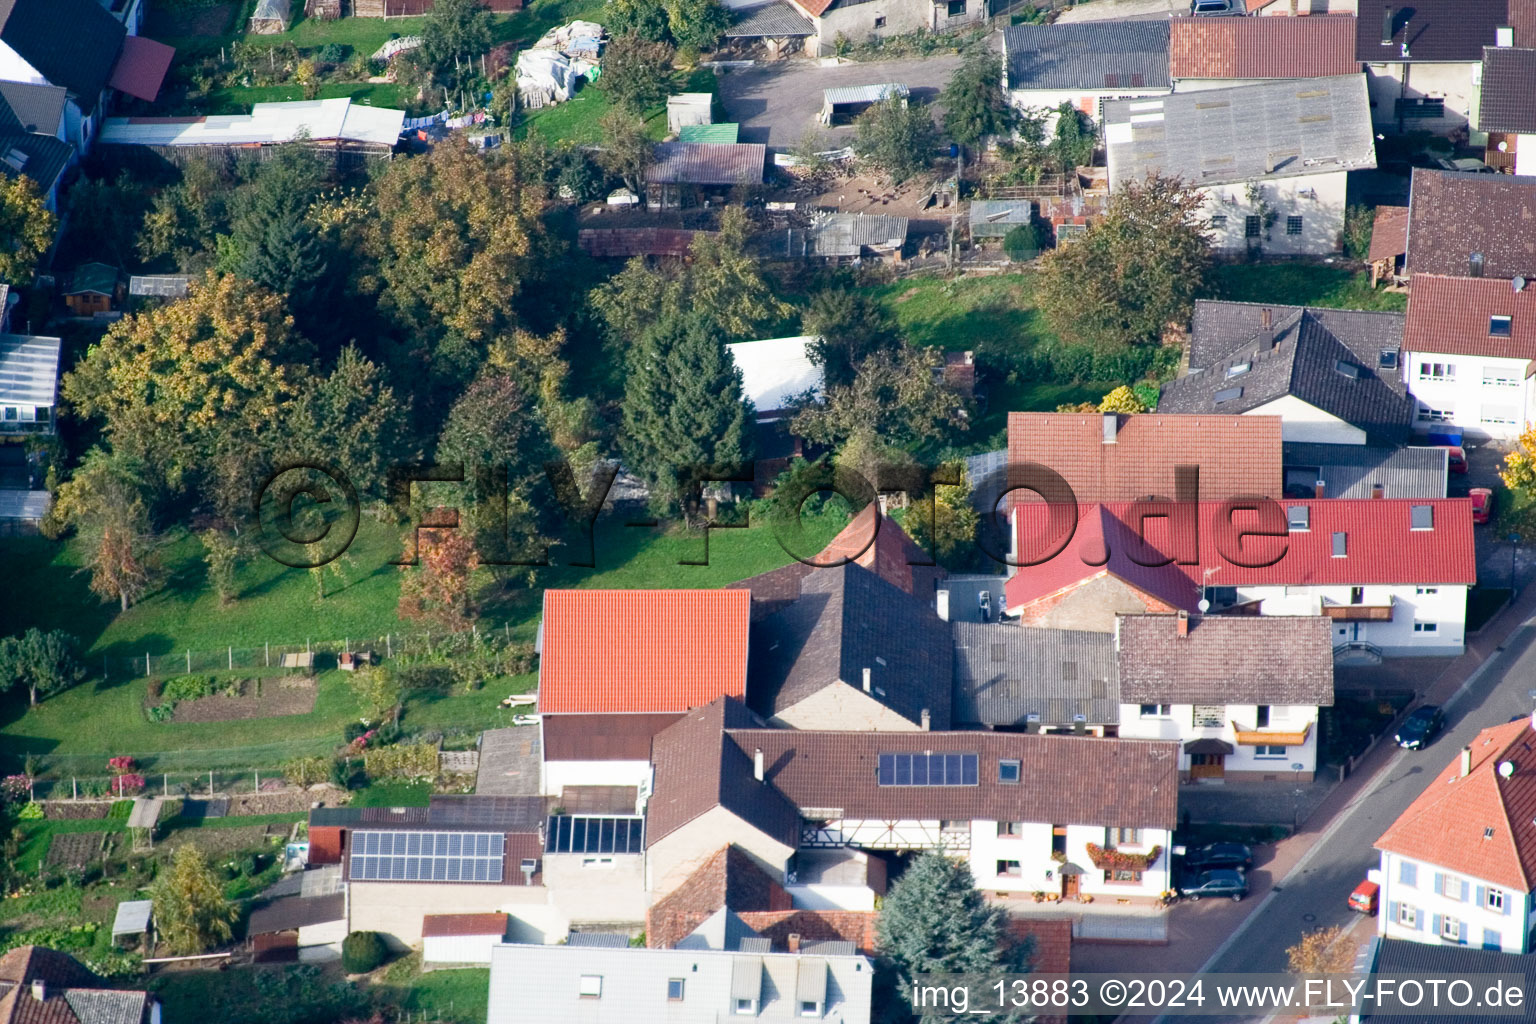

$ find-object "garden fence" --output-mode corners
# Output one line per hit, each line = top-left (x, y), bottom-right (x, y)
(31, 768), (310, 802)
(101, 623), (525, 681)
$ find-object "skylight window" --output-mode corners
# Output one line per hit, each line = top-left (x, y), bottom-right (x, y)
(1214, 386), (1243, 404)
(1410, 505), (1433, 530)
(1287, 506), (1310, 532)
(1332, 532), (1347, 558)
(1226, 362), (1251, 378)
(1491, 315), (1513, 338)
(1335, 360), (1360, 379)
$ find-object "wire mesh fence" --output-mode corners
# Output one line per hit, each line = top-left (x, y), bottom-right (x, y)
(30, 768), (311, 802)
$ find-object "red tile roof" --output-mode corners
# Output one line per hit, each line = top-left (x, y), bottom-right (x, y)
(108, 36), (173, 103)
(816, 504), (941, 596)
(538, 590), (750, 713)
(1369, 205), (1410, 262)
(646, 845), (791, 948)
(1006, 413), (1283, 505)
(1005, 498), (1477, 611)
(1169, 15), (1358, 79)
(736, 910), (879, 954)
(1006, 918), (1073, 975)
(1117, 614), (1335, 705)
(1403, 274), (1536, 362)
(421, 913), (509, 938)
(1376, 719), (1536, 891)
(577, 228), (709, 259)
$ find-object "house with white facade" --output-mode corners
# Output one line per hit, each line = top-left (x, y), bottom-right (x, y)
(773, 0), (987, 58)
(1478, 44), (1536, 175)
(1004, 497), (1477, 659)
(1375, 717), (1536, 954)
(1402, 274), (1536, 439)
(1001, 22), (1170, 128)
(488, 936), (875, 1023)
(1115, 613), (1334, 783)
(645, 697), (1180, 903)
(1160, 301), (1413, 445)
(1356, 0), (1510, 135)
(1103, 75), (1377, 257)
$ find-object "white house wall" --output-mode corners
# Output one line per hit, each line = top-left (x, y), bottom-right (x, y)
(1197, 171), (1349, 256)
(804, 0), (986, 56)
(1404, 351), (1535, 440)
(1240, 583), (1467, 656)
(1007, 87), (1169, 129)
(1378, 850), (1531, 953)
(347, 881), (566, 949)
(1117, 703), (1321, 779)
(785, 884), (879, 911)
(423, 933), (504, 965)
(1245, 395), (1368, 445)
(543, 853), (649, 926)
(542, 759), (652, 798)
(772, 683), (923, 732)
(1516, 135), (1536, 176)
(1363, 62), (1480, 134)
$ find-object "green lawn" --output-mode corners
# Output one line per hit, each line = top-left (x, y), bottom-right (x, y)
(517, 66), (715, 146)
(350, 780), (433, 807)
(203, 80), (410, 113)
(378, 954), (489, 1024)
(1206, 264), (1408, 312)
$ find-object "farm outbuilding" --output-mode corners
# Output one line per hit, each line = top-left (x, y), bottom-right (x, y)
(249, 0), (292, 33)
(819, 83), (908, 125)
(807, 212), (908, 260)
(422, 913), (510, 965)
(64, 263), (120, 316)
(968, 200), (1034, 240)
(667, 93), (713, 135)
(111, 900), (153, 947)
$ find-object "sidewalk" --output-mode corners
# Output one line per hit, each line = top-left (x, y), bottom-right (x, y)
(1076, 586), (1536, 977)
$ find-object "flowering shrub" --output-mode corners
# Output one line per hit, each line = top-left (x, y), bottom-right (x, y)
(0, 775), (31, 804)
(1085, 842), (1163, 872)
(107, 756), (136, 774)
(114, 774), (146, 797)
(343, 729), (378, 757)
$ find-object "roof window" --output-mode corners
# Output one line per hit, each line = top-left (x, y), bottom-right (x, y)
(1332, 531), (1347, 558)
(1379, 349), (1398, 369)
(1410, 504), (1433, 530)
(1335, 360), (1360, 379)
(1214, 386), (1243, 404)
(1491, 315), (1513, 337)
(1226, 362), (1251, 378)
(1287, 506), (1310, 532)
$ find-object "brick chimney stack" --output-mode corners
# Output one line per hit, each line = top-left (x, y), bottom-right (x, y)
(1176, 609), (1189, 637)
(1314, 479), (1326, 499)
(787, 933), (802, 953)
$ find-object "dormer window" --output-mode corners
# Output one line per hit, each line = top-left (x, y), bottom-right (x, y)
(1379, 349), (1398, 369)
(1491, 315), (1513, 337)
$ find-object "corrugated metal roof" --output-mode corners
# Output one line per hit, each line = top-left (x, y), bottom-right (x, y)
(566, 931), (631, 947)
(101, 97), (404, 149)
(808, 213), (908, 257)
(646, 142), (766, 185)
(725, 1), (814, 37)
(0, 489), (50, 521)
(110, 900), (152, 936)
(0, 334), (60, 406)
(128, 274), (193, 297)
(969, 200), (1034, 238)
(822, 83), (908, 107)
(679, 122), (739, 143)
(1104, 74), (1376, 189)
(1283, 443), (1447, 499)
(1003, 22), (1171, 91)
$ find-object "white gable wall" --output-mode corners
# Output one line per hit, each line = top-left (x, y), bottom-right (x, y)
(1197, 171), (1349, 256)
(1378, 850), (1531, 953)
(1403, 350), (1535, 440)
(1364, 62), (1480, 135)
(1245, 395), (1369, 444)
(1117, 702), (1321, 778)
(1239, 583), (1467, 656)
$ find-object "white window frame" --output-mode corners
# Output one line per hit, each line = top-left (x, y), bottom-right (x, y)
(1414, 621), (1438, 634)
(996, 859), (1023, 877)
(1441, 915), (1462, 941)
(1417, 405), (1455, 422)
(1254, 745), (1288, 758)
(1438, 873), (1463, 899)
(1418, 362), (1456, 382)
(668, 979), (686, 1001)
(736, 997), (756, 1015)
(801, 1000), (822, 1018)
(1481, 405), (1518, 426)
(1140, 704), (1172, 718)
(1398, 903), (1417, 928)
(1415, 587), (1439, 596)
(580, 975), (603, 998)
(1483, 366), (1519, 388)
(1487, 888), (1506, 912)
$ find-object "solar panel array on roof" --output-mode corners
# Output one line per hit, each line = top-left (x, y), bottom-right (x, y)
(545, 815), (645, 854)
(876, 752), (978, 787)
(349, 830), (505, 882)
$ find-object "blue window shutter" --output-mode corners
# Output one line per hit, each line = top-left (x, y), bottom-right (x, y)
(1434, 872), (1445, 895)
(1459, 921), (1468, 944)
(1485, 928), (1501, 951)
(1432, 913), (1443, 936)
(1461, 880), (1470, 902)
(1389, 900), (1400, 924)
(1401, 861), (1417, 886)
(1476, 885), (1485, 907)
(1504, 893), (1513, 916)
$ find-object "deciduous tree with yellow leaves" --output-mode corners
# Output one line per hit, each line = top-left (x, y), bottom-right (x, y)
(0, 174), (56, 286)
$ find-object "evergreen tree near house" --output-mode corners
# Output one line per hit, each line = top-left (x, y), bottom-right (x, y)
(874, 850), (1029, 1023)
(151, 845), (237, 955)
(621, 311), (755, 513)
(804, 287), (901, 390)
(941, 49), (1017, 151)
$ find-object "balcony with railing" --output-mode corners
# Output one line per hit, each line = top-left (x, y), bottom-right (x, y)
(1319, 594), (1395, 621)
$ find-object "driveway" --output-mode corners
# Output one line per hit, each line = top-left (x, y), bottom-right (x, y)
(1054, 0), (1183, 21)
(717, 54), (965, 150)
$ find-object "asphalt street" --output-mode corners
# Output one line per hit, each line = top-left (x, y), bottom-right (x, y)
(1177, 612), (1536, 989)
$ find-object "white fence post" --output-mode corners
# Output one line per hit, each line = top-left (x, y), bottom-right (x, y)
(186, 650), (191, 673)
(229, 647), (233, 670)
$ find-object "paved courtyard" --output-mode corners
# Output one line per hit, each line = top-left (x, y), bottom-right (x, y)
(475, 725), (542, 796)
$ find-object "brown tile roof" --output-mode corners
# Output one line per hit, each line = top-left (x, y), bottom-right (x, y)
(646, 845), (791, 949)
(0, 947), (151, 1024)
(1006, 413), (1284, 505)
(730, 727), (1180, 830)
(538, 590), (750, 714)
(1376, 719), (1536, 891)
(558, 785), (638, 814)
(1478, 47), (1536, 134)
(646, 142), (766, 186)
(1516, 0), (1536, 47)
(1006, 918), (1073, 975)
(541, 712), (684, 762)
(727, 561), (816, 621)
(577, 228), (709, 259)
(646, 698), (800, 848)
(736, 910), (879, 954)
(747, 562), (952, 729)
(1403, 274), (1536, 361)
(1115, 614), (1335, 706)
(1355, 0), (1510, 62)
(1405, 169), (1536, 279)
(421, 913), (509, 938)
(1369, 205), (1410, 262)
(1170, 15), (1358, 79)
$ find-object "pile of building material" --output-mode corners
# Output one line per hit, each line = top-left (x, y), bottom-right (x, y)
(372, 36), (423, 62)
(515, 21), (605, 110)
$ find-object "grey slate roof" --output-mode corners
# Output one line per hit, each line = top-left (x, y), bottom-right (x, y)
(1477, 46), (1536, 134)
(0, 125), (74, 196)
(725, 2), (814, 37)
(808, 213), (908, 257)
(245, 892), (346, 935)
(1356, 0), (1511, 63)
(748, 562), (951, 729)
(1283, 442), (1447, 499)
(0, 0), (127, 115)
(1104, 74), (1376, 190)
(1161, 300), (1412, 444)
(646, 142), (766, 185)
(1116, 614), (1335, 706)
(951, 622), (1119, 728)
(1002, 22), (1171, 91)
(0, 334), (60, 408)
(0, 80), (65, 135)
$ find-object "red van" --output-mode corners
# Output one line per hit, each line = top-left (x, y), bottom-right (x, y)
(1349, 880), (1379, 915)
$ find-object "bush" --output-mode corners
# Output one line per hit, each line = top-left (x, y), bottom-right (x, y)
(281, 756), (331, 787)
(17, 801), (43, 820)
(330, 757), (355, 790)
(146, 703), (176, 723)
(162, 675), (215, 703)
(318, 42), (350, 64)
(1003, 224), (1038, 262)
(341, 931), (387, 974)
(361, 743), (438, 781)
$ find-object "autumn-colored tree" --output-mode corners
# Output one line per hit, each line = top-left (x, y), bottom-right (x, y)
(349, 665), (404, 726)
(61, 272), (312, 498)
(904, 463), (981, 570)
(1097, 384), (1147, 414)
(687, 206), (791, 339)
(47, 448), (155, 611)
(0, 174), (58, 286)
(151, 845), (237, 955)
(398, 528), (480, 633)
(1035, 173), (1211, 352)
(1286, 926), (1356, 974)
(792, 347), (969, 453)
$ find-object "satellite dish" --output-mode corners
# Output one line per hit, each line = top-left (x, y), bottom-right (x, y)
(1500, 761), (1516, 778)
(1198, 599), (1211, 613)
(1515, 277), (1528, 293)
(1499, 140), (1511, 153)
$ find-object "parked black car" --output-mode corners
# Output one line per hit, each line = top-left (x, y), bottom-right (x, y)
(1183, 842), (1254, 872)
(1178, 869), (1248, 902)
(1395, 705), (1445, 751)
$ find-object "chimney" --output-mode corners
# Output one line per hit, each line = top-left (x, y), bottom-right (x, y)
(1260, 308), (1275, 349)
(1372, 482), (1384, 500)
(862, 667), (872, 693)
(30, 981), (44, 1003)
(1529, 708), (1536, 733)
(1176, 609), (1189, 637)
(936, 590), (950, 622)
(787, 933), (802, 954)
(754, 748), (764, 782)
(1380, 5), (1393, 45)
(921, 708), (932, 731)
(1102, 412), (1118, 444)
(1461, 745), (1473, 778)
(1314, 479), (1326, 499)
